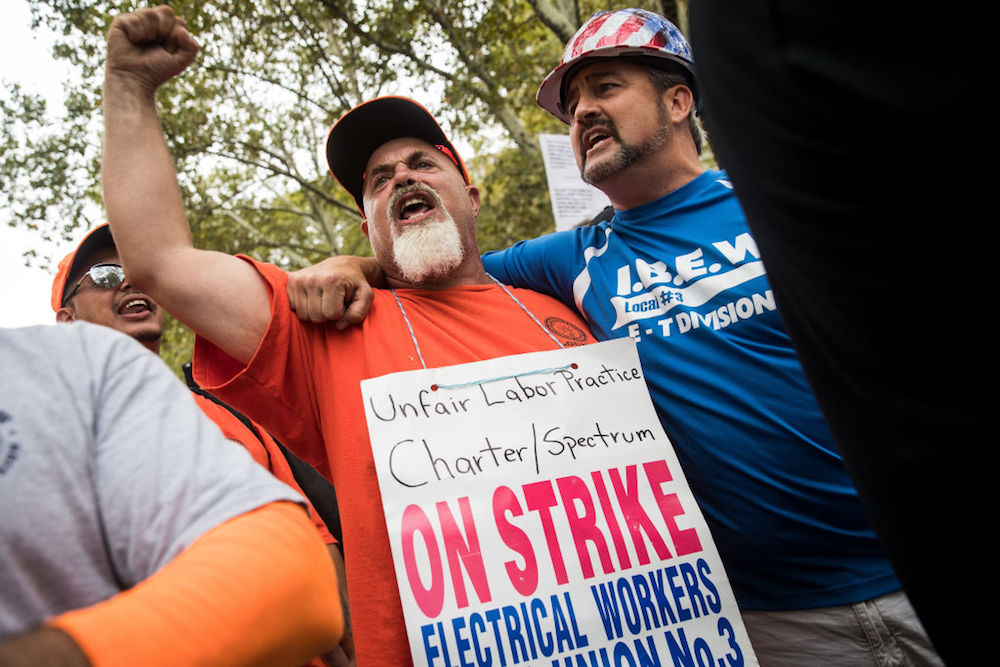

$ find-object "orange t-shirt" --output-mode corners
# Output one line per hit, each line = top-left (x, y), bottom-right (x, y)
(193, 258), (595, 667)
(192, 394), (335, 546)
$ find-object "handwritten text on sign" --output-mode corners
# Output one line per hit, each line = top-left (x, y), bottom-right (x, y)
(362, 338), (758, 666)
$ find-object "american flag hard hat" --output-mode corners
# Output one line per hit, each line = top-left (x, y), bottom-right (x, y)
(536, 8), (696, 123)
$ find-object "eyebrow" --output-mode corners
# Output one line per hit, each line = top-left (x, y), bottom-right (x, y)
(364, 150), (438, 189)
(566, 68), (624, 101)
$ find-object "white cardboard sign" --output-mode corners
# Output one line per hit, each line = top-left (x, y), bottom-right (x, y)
(362, 338), (757, 667)
(538, 132), (612, 231)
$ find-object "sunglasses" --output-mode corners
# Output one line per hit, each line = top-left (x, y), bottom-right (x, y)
(62, 263), (126, 306)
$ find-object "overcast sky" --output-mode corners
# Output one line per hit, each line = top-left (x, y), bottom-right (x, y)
(1, 0), (83, 328)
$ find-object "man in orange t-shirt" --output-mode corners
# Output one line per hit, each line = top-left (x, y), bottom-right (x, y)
(100, 7), (595, 664)
(193, 257), (595, 666)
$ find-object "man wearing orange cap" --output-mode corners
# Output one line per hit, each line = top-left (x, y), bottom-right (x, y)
(99, 6), (596, 666)
(286, 8), (942, 666)
(50, 222), (353, 667)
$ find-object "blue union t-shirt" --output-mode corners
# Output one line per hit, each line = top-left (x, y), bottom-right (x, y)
(483, 169), (899, 610)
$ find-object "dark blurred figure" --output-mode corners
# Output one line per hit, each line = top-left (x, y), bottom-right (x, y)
(689, 4), (992, 663)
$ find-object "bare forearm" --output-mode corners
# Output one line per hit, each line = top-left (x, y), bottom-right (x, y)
(99, 7), (271, 364)
(101, 73), (268, 362)
(102, 72), (192, 289)
(0, 627), (89, 667)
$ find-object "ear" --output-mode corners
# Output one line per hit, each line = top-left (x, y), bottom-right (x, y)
(56, 306), (76, 323)
(360, 219), (370, 238)
(466, 185), (481, 218)
(665, 84), (694, 125)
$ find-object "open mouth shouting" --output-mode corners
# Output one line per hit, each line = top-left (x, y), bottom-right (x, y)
(583, 128), (613, 155)
(579, 119), (618, 159)
(116, 294), (156, 320)
(391, 185), (443, 226)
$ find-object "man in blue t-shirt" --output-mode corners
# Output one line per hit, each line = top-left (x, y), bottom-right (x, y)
(289, 9), (941, 665)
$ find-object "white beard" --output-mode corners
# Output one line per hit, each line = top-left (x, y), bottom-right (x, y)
(391, 215), (465, 283)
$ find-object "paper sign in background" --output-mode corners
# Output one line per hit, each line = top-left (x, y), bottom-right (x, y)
(538, 133), (612, 231)
(362, 338), (757, 666)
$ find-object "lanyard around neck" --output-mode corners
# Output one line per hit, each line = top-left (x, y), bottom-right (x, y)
(390, 274), (566, 370)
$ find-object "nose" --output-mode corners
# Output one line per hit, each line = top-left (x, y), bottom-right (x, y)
(393, 176), (417, 191)
(570, 91), (600, 125)
(373, 158), (421, 191)
(390, 163), (419, 190)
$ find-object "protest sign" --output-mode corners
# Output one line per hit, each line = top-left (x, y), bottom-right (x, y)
(538, 133), (612, 231)
(362, 337), (757, 666)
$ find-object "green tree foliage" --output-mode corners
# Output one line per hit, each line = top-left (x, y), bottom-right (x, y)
(2, 0), (685, 372)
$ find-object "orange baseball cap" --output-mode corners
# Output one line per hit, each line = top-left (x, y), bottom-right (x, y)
(325, 96), (469, 215)
(50, 224), (115, 312)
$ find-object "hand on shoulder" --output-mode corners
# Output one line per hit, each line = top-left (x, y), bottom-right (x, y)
(286, 256), (383, 328)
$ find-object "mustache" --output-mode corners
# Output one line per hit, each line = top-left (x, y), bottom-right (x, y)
(387, 182), (444, 221)
(578, 115), (620, 137)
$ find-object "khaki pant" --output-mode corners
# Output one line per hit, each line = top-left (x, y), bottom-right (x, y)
(741, 590), (943, 666)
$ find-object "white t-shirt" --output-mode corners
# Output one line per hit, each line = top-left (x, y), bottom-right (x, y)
(0, 322), (303, 637)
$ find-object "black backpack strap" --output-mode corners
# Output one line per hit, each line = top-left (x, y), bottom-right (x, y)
(184, 363), (262, 442)
(273, 440), (343, 546)
(182, 363), (343, 546)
